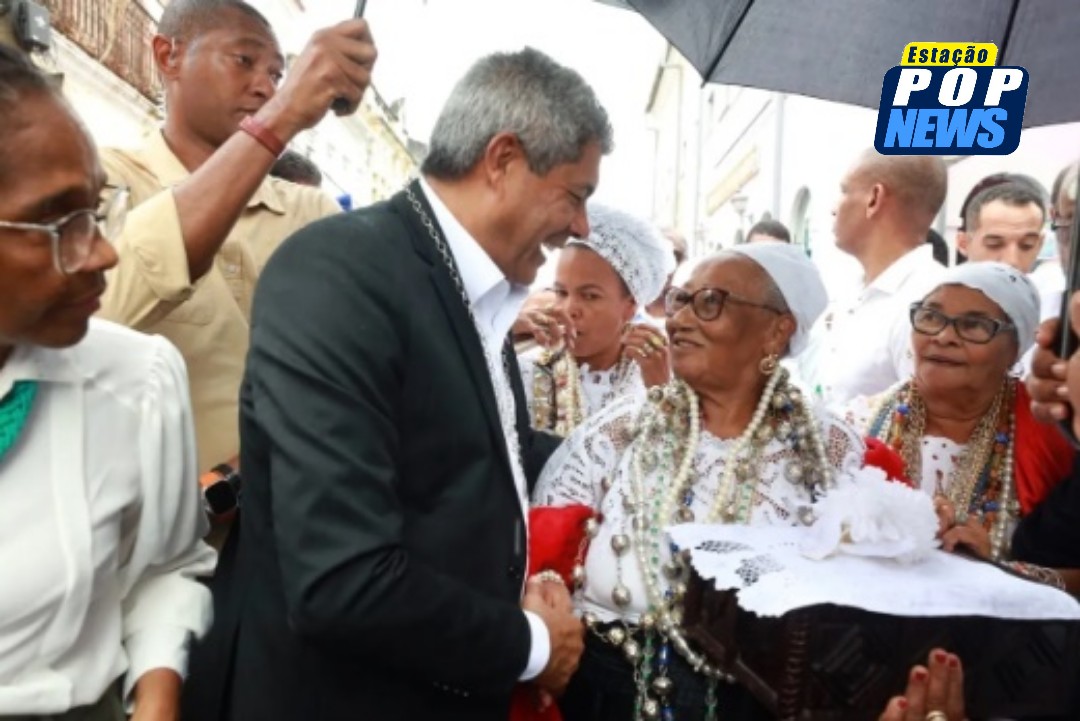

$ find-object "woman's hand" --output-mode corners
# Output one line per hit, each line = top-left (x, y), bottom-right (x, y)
(622, 324), (670, 388)
(520, 306), (577, 352)
(940, 517), (992, 560)
(932, 496), (956, 537)
(879, 649), (965, 721)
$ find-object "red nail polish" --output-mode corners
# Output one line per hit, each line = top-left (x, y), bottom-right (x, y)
(897, 698), (909, 710)
(948, 656), (960, 669)
(933, 650), (948, 664)
(913, 668), (929, 682)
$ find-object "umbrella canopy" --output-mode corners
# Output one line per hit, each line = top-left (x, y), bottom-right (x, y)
(618, 0), (1079, 128)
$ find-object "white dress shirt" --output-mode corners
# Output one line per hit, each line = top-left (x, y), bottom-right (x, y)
(0, 319), (215, 714)
(799, 245), (946, 408)
(419, 180), (549, 681)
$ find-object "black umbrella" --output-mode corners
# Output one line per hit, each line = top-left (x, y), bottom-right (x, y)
(615, 0), (1079, 128)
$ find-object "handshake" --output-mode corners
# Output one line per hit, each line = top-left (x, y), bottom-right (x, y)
(522, 574), (586, 708)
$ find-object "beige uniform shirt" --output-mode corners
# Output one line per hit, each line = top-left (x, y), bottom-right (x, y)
(97, 131), (341, 471)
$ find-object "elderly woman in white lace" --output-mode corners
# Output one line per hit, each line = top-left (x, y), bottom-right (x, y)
(532, 243), (865, 721)
(519, 204), (675, 435)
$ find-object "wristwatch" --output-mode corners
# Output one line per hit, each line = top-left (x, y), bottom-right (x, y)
(200, 463), (242, 516)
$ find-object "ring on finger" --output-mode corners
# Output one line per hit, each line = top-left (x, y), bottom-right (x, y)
(925, 711), (948, 721)
(648, 335), (665, 350)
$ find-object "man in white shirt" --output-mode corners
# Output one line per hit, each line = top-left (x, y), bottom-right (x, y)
(956, 179), (1047, 274)
(799, 149), (947, 405)
(187, 48), (611, 721)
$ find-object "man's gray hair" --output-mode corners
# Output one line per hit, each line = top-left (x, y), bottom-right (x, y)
(421, 47), (613, 179)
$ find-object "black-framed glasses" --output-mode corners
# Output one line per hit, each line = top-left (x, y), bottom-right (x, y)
(0, 186), (128, 274)
(665, 286), (783, 322)
(909, 303), (1014, 344)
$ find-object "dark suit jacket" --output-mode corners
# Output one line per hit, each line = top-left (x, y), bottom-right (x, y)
(183, 181), (561, 721)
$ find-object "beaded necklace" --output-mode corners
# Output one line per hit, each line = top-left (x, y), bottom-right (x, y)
(867, 378), (1017, 560)
(0, 381), (38, 465)
(577, 369), (834, 721)
(532, 350), (634, 435)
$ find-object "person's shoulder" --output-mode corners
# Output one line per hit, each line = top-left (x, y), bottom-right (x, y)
(269, 178), (342, 223)
(263, 195), (419, 287)
(70, 320), (186, 402)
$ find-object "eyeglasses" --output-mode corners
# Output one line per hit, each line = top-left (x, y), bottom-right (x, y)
(0, 186), (128, 274)
(665, 286), (783, 322)
(909, 303), (1014, 344)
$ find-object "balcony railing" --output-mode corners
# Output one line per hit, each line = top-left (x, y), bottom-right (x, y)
(44, 0), (161, 103)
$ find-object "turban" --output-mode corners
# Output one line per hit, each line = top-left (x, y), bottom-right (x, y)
(927, 261), (1038, 361)
(727, 241), (827, 357)
(567, 204), (675, 307)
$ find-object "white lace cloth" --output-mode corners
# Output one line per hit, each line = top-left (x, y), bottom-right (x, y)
(518, 348), (647, 423)
(532, 394), (865, 623)
(670, 523), (1080, 620)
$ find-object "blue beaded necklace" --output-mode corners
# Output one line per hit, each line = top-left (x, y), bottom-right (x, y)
(0, 381), (38, 464)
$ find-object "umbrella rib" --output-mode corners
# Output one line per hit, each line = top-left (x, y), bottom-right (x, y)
(702, 0), (756, 84)
(997, 0), (1020, 64)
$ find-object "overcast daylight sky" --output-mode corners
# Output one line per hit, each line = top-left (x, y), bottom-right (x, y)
(258, 0), (668, 211)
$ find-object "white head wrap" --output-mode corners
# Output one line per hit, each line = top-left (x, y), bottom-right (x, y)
(566, 204), (675, 307)
(925, 261), (1039, 361)
(726, 241), (827, 357)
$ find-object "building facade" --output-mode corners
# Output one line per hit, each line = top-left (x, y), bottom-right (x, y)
(38, 0), (418, 206)
(646, 40), (1080, 295)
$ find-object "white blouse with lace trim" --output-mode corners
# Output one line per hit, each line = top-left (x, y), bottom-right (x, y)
(533, 393), (866, 623)
(518, 347), (647, 424)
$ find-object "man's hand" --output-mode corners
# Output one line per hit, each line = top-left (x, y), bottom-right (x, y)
(530, 574), (574, 614)
(523, 579), (584, 696)
(1028, 317), (1070, 424)
(258, 19), (377, 141)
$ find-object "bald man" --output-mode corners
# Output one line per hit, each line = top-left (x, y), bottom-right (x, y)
(799, 150), (948, 405)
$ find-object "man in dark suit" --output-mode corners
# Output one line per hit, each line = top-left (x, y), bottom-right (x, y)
(184, 47), (614, 720)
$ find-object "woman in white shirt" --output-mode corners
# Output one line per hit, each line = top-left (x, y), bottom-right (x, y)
(519, 204), (675, 435)
(0, 47), (214, 720)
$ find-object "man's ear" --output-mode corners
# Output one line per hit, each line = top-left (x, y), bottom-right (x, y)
(152, 34), (182, 79)
(481, 132), (525, 188)
(956, 230), (971, 254)
(866, 182), (886, 219)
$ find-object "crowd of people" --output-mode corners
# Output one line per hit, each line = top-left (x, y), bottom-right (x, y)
(1, 1), (1079, 720)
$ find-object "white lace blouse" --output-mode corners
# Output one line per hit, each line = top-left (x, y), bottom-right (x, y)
(532, 393), (866, 623)
(518, 348), (647, 424)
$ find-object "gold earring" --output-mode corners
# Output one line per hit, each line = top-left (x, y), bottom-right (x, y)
(759, 353), (779, 376)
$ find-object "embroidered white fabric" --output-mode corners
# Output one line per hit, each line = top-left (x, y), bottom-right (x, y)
(532, 394), (866, 623)
(518, 347), (647, 424)
(566, 203), (675, 307)
(670, 523), (1080, 620)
